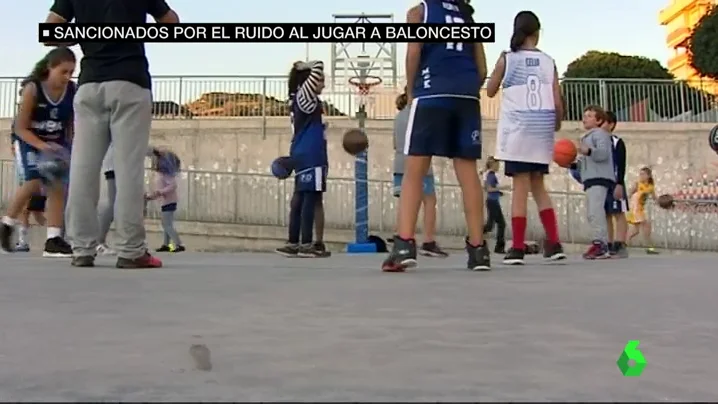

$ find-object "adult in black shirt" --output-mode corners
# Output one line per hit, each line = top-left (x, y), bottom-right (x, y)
(45, 0), (179, 269)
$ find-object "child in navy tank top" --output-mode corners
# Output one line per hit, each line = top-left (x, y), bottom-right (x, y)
(274, 60), (330, 258)
(0, 47), (75, 257)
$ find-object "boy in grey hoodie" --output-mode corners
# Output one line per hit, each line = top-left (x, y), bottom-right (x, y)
(574, 105), (616, 259)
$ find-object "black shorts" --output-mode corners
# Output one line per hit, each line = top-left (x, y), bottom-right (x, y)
(404, 97), (482, 160)
(104, 170), (115, 180)
(605, 184), (629, 214)
(27, 194), (46, 212)
(504, 161), (550, 177)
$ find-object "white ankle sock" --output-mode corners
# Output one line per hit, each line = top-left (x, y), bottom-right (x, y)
(47, 227), (62, 240)
(18, 226), (28, 243)
(1, 216), (16, 226)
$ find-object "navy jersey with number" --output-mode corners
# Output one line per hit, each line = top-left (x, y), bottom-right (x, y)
(25, 80), (75, 150)
(289, 97), (327, 170)
(412, 0), (479, 99)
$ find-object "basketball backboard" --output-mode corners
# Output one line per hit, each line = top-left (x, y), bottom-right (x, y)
(330, 13), (398, 90)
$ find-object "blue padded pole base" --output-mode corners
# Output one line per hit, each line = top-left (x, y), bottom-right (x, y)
(346, 242), (378, 253)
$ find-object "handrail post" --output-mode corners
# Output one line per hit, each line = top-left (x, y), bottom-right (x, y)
(262, 77), (268, 139)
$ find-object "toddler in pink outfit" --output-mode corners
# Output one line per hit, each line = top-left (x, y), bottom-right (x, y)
(146, 169), (184, 252)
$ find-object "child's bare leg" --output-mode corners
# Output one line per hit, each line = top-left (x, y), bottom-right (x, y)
(641, 221), (657, 252)
(32, 211), (46, 226)
(18, 206), (31, 246)
(627, 224), (640, 243)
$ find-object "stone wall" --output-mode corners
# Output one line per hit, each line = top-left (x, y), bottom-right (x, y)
(1, 118), (716, 250)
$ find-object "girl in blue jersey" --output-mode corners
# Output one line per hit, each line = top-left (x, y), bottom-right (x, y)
(384, 0), (490, 272)
(275, 60), (330, 258)
(0, 47), (76, 257)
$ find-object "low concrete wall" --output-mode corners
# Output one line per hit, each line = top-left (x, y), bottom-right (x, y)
(2, 118), (717, 250)
(19, 220), (697, 257)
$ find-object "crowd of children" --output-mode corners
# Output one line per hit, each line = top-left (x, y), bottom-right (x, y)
(3, 47), (185, 258)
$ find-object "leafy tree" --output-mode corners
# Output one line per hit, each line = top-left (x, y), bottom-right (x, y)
(561, 51), (713, 120)
(689, 5), (718, 80)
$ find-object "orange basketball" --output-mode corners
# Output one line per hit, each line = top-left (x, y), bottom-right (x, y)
(553, 139), (577, 168)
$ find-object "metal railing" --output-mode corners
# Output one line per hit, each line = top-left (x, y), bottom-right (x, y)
(0, 76), (716, 122)
(0, 160), (716, 251)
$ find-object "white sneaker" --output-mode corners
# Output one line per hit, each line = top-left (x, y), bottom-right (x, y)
(96, 244), (116, 256)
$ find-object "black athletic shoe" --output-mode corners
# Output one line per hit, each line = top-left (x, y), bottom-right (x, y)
(466, 238), (491, 271)
(43, 237), (72, 258)
(275, 243), (299, 257)
(170, 245), (186, 253)
(313, 242), (331, 257)
(503, 247), (525, 265)
(71, 255), (95, 267)
(297, 243), (324, 258)
(0, 223), (14, 253)
(381, 237), (417, 272)
(608, 242), (617, 256)
(419, 241), (449, 258)
(494, 241), (506, 255)
(542, 241), (567, 261)
(156, 245), (171, 252)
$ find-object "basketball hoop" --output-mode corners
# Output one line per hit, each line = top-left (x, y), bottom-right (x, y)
(349, 75), (383, 110)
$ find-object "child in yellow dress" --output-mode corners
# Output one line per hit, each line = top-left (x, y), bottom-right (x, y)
(626, 167), (659, 254)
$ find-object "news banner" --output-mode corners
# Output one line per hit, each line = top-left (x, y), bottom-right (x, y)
(38, 23), (496, 43)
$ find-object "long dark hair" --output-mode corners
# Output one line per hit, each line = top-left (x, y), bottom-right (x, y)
(457, 0), (475, 23)
(287, 61), (311, 98)
(21, 47), (76, 88)
(510, 11), (540, 52)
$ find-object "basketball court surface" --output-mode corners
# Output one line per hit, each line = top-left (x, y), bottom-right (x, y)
(0, 252), (716, 401)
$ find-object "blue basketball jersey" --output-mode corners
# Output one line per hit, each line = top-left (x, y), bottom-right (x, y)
(412, 0), (479, 99)
(27, 80), (75, 149)
(289, 97), (327, 170)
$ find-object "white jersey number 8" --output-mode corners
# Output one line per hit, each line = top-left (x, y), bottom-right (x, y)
(526, 74), (542, 110)
(445, 15), (464, 51)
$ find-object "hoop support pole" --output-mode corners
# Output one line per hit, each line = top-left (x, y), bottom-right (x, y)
(347, 77), (377, 254)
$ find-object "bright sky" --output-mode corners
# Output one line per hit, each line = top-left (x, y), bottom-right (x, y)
(5, 0), (671, 78)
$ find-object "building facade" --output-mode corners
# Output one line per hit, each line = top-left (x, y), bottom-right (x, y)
(659, 0), (717, 92)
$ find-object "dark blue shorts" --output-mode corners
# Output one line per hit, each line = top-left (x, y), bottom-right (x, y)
(14, 139), (68, 184)
(294, 166), (327, 192)
(504, 161), (550, 177)
(27, 194), (46, 212)
(605, 184), (629, 214)
(404, 97), (482, 160)
(161, 202), (177, 212)
(14, 140), (44, 182)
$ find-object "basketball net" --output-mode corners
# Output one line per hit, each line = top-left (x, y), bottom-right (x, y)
(356, 84), (372, 110)
(349, 76), (382, 112)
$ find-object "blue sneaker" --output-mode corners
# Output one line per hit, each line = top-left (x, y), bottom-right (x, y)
(14, 242), (30, 252)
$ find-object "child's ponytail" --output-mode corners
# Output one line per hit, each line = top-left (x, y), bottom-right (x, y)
(457, 0), (475, 23)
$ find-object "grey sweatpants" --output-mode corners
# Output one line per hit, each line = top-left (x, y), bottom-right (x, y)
(66, 81), (152, 259)
(97, 177), (116, 244)
(586, 185), (609, 243)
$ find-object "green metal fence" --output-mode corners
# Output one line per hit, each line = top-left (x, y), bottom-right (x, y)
(0, 160), (716, 251)
(0, 76), (716, 122)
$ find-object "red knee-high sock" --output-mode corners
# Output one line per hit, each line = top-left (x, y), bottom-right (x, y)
(539, 208), (559, 244)
(511, 217), (527, 250)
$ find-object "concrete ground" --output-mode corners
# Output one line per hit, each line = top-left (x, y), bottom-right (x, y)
(0, 251), (716, 402)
